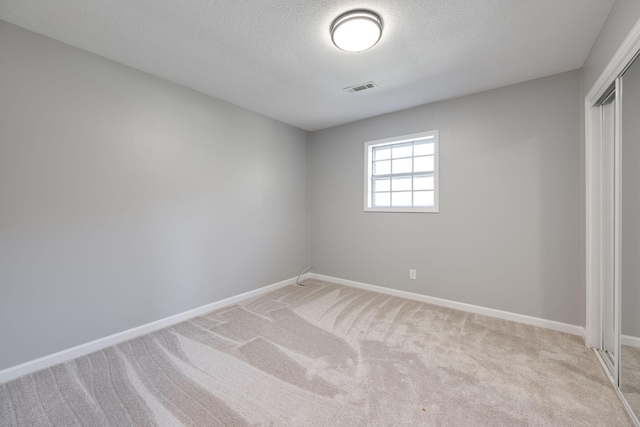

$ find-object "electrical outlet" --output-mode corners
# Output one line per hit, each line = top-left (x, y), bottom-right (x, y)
(409, 269), (416, 280)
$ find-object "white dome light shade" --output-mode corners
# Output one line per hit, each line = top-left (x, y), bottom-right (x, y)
(331, 10), (383, 52)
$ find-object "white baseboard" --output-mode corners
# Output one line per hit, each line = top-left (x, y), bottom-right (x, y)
(0, 276), (299, 385)
(622, 334), (640, 349)
(308, 273), (585, 337)
(1, 272), (584, 384)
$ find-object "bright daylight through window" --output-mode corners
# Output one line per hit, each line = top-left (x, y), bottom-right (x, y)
(364, 130), (439, 213)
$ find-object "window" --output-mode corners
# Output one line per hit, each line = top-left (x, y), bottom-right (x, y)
(364, 130), (439, 213)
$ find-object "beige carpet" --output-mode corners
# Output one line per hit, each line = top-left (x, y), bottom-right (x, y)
(622, 344), (640, 421)
(0, 280), (632, 426)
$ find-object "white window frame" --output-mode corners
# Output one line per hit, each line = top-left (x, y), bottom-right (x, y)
(364, 130), (439, 213)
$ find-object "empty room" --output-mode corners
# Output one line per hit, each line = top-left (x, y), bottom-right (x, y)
(2, 0), (640, 425)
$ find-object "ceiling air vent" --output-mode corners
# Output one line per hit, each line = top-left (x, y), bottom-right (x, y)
(344, 81), (377, 93)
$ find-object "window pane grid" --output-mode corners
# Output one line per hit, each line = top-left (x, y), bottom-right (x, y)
(371, 139), (436, 208)
(367, 132), (438, 212)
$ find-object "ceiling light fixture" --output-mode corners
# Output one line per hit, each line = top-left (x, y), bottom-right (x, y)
(331, 10), (383, 53)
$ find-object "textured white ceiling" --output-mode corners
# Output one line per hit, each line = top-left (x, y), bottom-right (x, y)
(0, 0), (615, 131)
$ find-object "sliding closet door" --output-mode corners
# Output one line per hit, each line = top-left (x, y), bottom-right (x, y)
(601, 90), (618, 376)
(620, 55), (640, 419)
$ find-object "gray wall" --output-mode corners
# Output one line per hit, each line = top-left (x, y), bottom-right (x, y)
(0, 21), (309, 371)
(583, 0), (640, 96)
(4, 2), (637, 372)
(309, 71), (582, 326)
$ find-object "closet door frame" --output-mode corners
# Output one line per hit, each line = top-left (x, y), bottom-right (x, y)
(597, 86), (618, 381)
(586, 18), (640, 350)
(585, 17), (640, 427)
